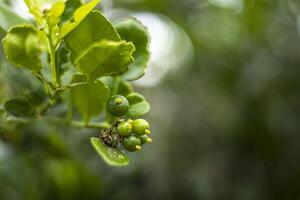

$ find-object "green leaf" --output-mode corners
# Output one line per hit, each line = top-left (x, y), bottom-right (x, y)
(47, 0), (65, 25)
(126, 93), (150, 117)
(71, 81), (110, 123)
(75, 40), (135, 80)
(4, 98), (34, 117)
(65, 10), (120, 61)
(61, 0), (82, 22)
(127, 101), (151, 117)
(50, 1), (65, 18)
(90, 137), (129, 167)
(59, 0), (101, 40)
(0, 4), (30, 31)
(115, 18), (150, 81)
(2, 25), (42, 72)
(118, 81), (133, 96)
(100, 78), (133, 96)
(127, 92), (146, 105)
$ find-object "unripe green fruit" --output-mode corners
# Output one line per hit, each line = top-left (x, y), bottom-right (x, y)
(117, 121), (132, 136)
(123, 135), (142, 152)
(107, 95), (129, 117)
(139, 134), (153, 145)
(132, 119), (150, 136)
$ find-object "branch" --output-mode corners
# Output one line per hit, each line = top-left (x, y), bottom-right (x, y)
(5, 116), (110, 130)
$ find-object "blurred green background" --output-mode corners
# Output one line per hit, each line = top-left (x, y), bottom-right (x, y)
(1, 0), (300, 199)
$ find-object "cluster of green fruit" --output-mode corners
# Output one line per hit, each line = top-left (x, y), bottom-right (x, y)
(102, 95), (152, 152)
(118, 119), (152, 152)
(100, 119), (152, 152)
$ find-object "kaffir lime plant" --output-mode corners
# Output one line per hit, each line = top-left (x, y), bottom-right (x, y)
(0, 0), (152, 167)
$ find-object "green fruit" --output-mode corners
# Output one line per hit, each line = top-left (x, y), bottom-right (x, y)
(132, 119), (150, 136)
(123, 135), (142, 152)
(117, 121), (132, 136)
(107, 95), (129, 117)
(139, 134), (152, 145)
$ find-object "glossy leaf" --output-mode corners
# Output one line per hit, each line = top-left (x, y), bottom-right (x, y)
(71, 81), (110, 123)
(0, 4), (30, 31)
(127, 101), (150, 117)
(127, 92), (146, 105)
(90, 137), (129, 167)
(126, 93), (150, 117)
(65, 10), (120, 61)
(59, 0), (101, 40)
(3, 25), (42, 72)
(115, 18), (150, 81)
(75, 40), (135, 80)
(4, 98), (34, 117)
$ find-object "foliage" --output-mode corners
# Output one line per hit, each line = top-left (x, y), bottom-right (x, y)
(1, 0), (300, 199)
(0, 0), (152, 166)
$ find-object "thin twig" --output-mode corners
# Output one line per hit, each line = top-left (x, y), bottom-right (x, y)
(5, 116), (110, 129)
(52, 82), (86, 96)
(36, 72), (54, 89)
(42, 117), (111, 129)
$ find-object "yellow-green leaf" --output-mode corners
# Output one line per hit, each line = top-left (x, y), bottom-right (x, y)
(48, 0), (65, 25)
(50, 1), (65, 18)
(59, 0), (101, 39)
(65, 10), (120, 61)
(75, 40), (135, 80)
(2, 25), (42, 72)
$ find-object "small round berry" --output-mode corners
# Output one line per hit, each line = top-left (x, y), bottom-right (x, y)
(132, 119), (150, 136)
(117, 121), (132, 136)
(123, 135), (142, 152)
(139, 134), (153, 145)
(107, 95), (129, 117)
